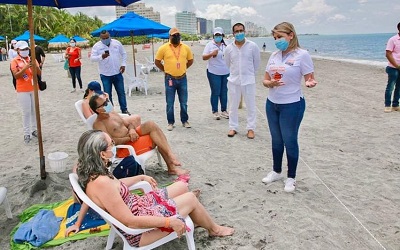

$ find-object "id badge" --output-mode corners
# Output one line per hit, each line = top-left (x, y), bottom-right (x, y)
(176, 62), (180, 69)
(168, 79), (173, 86)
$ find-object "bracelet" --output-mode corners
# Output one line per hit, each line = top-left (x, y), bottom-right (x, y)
(165, 217), (170, 228)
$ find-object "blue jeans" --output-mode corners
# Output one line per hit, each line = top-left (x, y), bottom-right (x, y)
(384, 66), (400, 107)
(100, 73), (128, 112)
(165, 75), (188, 124)
(206, 69), (229, 113)
(69, 66), (82, 89)
(266, 98), (305, 179)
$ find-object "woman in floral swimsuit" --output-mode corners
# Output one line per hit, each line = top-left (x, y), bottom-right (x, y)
(76, 130), (234, 247)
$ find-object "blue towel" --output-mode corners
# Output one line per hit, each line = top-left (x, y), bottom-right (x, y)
(14, 209), (63, 247)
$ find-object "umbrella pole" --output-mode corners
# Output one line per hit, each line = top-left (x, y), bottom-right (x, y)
(131, 32), (137, 77)
(151, 37), (154, 62)
(28, 1), (46, 180)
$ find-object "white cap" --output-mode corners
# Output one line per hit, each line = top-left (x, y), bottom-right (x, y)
(213, 27), (224, 35)
(11, 40), (17, 44)
(15, 41), (29, 50)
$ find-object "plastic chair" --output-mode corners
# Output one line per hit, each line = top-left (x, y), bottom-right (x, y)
(0, 187), (12, 219)
(145, 57), (160, 72)
(69, 173), (195, 250)
(74, 99), (98, 130)
(74, 100), (163, 172)
(125, 63), (148, 96)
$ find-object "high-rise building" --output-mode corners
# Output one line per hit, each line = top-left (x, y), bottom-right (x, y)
(116, 2), (160, 22)
(176, 11), (197, 34)
(206, 20), (213, 34)
(215, 19), (232, 35)
(197, 18), (207, 35)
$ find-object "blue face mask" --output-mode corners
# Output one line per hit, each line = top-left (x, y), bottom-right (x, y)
(103, 101), (113, 113)
(234, 32), (245, 42)
(214, 36), (223, 43)
(275, 38), (289, 51)
(101, 37), (111, 46)
(111, 146), (116, 159)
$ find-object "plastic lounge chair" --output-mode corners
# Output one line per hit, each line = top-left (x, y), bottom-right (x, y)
(74, 99), (98, 130)
(74, 99), (163, 172)
(0, 187), (12, 219)
(69, 173), (195, 250)
(125, 63), (148, 96)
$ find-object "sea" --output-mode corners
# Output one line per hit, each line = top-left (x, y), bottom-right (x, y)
(223, 33), (395, 67)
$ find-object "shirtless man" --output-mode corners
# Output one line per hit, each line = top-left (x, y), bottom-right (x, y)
(89, 94), (188, 175)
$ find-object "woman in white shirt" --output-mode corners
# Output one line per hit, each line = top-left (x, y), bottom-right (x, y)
(202, 27), (230, 120)
(261, 22), (317, 192)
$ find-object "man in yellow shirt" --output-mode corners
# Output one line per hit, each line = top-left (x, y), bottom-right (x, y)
(155, 27), (194, 131)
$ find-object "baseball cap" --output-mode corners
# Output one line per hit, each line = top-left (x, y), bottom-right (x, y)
(87, 81), (104, 95)
(15, 41), (29, 50)
(169, 27), (180, 36)
(213, 27), (224, 35)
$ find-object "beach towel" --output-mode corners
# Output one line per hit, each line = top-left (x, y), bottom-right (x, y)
(10, 198), (109, 250)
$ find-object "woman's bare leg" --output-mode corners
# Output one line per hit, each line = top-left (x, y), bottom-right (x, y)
(166, 181), (188, 198)
(173, 193), (234, 236)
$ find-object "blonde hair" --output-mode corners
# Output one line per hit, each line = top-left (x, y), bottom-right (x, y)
(271, 22), (300, 51)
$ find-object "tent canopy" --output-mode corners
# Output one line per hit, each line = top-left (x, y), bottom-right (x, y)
(48, 34), (70, 43)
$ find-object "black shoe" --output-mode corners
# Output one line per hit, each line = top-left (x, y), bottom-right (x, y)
(122, 110), (131, 116)
(32, 130), (38, 138)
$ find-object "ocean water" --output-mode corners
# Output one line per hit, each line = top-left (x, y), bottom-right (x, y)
(249, 33), (394, 67)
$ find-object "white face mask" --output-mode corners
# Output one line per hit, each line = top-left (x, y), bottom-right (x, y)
(19, 50), (29, 58)
(70, 42), (76, 47)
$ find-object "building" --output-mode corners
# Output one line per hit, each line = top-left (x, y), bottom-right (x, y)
(215, 19), (232, 35)
(197, 18), (207, 35)
(115, 2), (160, 22)
(176, 11), (197, 34)
(206, 20), (213, 34)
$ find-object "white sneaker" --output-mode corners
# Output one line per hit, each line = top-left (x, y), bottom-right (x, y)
(213, 112), (220, 120)
(262, 171), (283, 184)
(284, 178), (296, 192)
(220, 111), (229, 119)
(167, 124), (174, 131)
(70, 88), (76, 93)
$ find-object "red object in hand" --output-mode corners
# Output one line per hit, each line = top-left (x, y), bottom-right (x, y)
(273, 72), (282, 81)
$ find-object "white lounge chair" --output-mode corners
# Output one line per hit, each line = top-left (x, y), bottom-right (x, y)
(69, 173), (195, 250)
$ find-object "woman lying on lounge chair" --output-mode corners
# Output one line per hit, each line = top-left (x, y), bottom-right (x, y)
(72, 130), (234, 247)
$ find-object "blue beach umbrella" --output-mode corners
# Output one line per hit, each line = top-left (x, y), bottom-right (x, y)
(148, 32), (170, 39)
(0, 0), (141, 180)
(48, 34), (70, 43)
(0, 35), (5, 40)
(91, 12), (170, 76)
(72, 35), (87, 42)
(13, 30), (46, 42)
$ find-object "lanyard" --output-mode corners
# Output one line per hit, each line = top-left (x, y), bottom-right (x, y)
(169, 44), (181, 61)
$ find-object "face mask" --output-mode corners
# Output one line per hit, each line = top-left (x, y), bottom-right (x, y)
(70, 42), (76, 47)
(171, 35), (181, 45)
(214, 36), (223, 43)
(103, 101), (113, 113)
(275, 38), (289, 51)
(234, 32), (245, 42)
(19, 50), (29, 58)
(101, 37), (111, 46)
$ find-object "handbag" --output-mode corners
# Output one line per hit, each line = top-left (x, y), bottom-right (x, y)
(112, 155), (144, 179)
(63, 59), (69, 70)
(38, 78), (47, 91)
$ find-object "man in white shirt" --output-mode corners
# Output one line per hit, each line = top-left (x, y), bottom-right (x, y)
(224, 23), (260, 139)
(90, 30), (130, 115)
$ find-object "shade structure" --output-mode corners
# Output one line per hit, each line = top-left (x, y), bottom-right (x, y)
(91, 12), (170, 76)
(72, 35), (87, 42)
(0, 0), (141, 180)
(48, 34), (70, 43)
(148, 32), (170, 39)
(0, 35), (5, 40)
(13, 30), (46, 41)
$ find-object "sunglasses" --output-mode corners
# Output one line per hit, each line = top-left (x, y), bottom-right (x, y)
(97, 98), (109, 109)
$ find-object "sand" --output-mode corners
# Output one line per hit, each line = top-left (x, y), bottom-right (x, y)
(0, 41), (399, 250)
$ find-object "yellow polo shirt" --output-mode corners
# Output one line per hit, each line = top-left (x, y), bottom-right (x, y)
(155, 42), (193, 77)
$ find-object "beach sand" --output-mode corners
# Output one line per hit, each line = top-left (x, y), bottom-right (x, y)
(0, 41), (399, 250)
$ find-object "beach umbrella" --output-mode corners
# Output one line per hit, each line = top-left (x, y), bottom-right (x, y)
(0, 35), (5, 40)
(48, 34), (70, 43)
(147, 32), (170, 61)
(91, 12), (170, 76)
(71, 35), (87, 42)
(0, 0), (141, 180)
(13, 30), (46, 42)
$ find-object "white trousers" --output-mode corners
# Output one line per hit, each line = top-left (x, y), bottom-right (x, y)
(17, 91), (37, 136)
(228, 83), (257, 131)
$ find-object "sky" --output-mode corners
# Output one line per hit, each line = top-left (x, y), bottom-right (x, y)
(67, 0), (400, 35)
